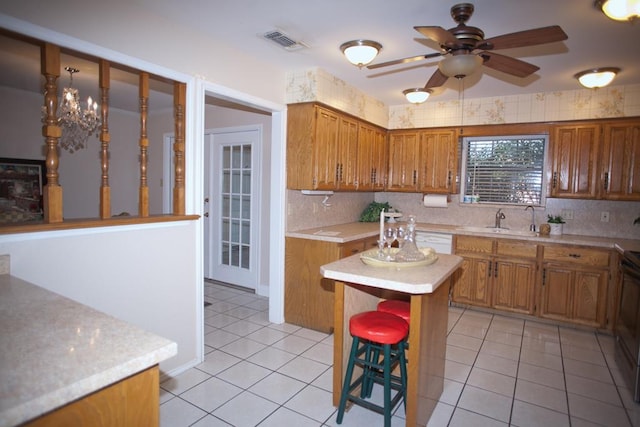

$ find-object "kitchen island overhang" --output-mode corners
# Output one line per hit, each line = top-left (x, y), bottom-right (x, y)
(321, 252), (462, 427)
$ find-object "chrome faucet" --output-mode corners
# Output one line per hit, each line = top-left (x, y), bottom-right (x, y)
(525, 205), (536, 232)
(495, 209), (506, 228)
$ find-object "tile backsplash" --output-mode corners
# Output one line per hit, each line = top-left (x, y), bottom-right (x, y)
(287, 189), (640, 240)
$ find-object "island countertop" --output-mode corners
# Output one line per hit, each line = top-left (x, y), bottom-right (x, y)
(321, 252), (463, 294)
(0, 275), (177, 427)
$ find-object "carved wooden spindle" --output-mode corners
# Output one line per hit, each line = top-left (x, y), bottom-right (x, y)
(41, 43), (63, 223)
(99, 59), (111, 219)
(138, 72), (149, 217)
(173, 82), (186, 215)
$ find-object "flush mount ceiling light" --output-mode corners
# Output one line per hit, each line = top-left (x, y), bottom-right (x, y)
(595, 0), (640, 21)
(340, 40), (382, 68)
(438, 54), (483, 79)
(574, 67), (621, 88)
(403, 88), (431, 104)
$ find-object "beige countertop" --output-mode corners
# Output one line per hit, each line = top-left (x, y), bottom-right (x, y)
(0, 275), (177, 426)
(287, 222), (640, 253)
(321, 252), (463, 294)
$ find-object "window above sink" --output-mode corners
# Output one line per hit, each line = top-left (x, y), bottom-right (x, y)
(460, 134), (549, 207)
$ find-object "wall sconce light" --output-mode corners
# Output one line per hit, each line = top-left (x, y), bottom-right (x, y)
(438, 54), (483, 78)
(403, 88), (431, 104)
(574, 67), (620, 88)
(595, 0), (640, 21)
(340, 40), (382, 68)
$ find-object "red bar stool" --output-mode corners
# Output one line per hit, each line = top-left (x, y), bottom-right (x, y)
(377, 299), (411, 325)
(336, 310), (408, 427)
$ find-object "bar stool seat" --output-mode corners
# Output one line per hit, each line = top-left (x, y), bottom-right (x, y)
(377, 299), (411, 325)
(337, 311), (408, 427)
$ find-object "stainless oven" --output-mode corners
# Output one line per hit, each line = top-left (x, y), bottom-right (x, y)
(615, 250), (640, 402)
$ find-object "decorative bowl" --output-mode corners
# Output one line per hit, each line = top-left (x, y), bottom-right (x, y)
(360, 247), (438, 268)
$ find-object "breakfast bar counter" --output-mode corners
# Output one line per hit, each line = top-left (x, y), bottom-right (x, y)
(0, 274), (177, 426)
(321, 252), (462, 427)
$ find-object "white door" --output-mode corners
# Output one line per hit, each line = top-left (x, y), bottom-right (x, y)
(204, 127), (261, 290)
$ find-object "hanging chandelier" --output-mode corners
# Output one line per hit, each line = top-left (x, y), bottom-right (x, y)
(46, 66), (101, 153)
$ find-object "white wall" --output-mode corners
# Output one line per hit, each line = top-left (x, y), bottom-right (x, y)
(0, 221), (200, 375)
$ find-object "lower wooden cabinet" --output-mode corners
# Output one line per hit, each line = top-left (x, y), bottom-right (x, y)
(540, 245), (610, 328)
(284, 236), (378, 333)
(453, 236), (613, 328)
(453, 236), (537, 314)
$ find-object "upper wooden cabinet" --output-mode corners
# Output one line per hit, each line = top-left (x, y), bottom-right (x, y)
(387, 131), (421, 191)
(286, 103), (386, 191)
(357, 122), (388, 191)
(549, 123), (600, 198)
(387, 129), (458, 193)
(600, 119), (640, 200)
(419, 129), (458, 193)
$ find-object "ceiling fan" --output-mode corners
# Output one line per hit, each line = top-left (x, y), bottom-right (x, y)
(368, 3), (568, 90)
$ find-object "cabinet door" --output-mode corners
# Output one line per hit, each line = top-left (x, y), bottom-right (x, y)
(452, 255), (492, 307)
(540, 265), (573, 320)
(419, 130), (457, 193)
(314, 107), (341, 190)
(600, 120), (640, 200)
(357, 123), (387, 191)
(387, 132), (420, 191)
(492, 258), (537, 314)
(550, 124), (600, 198)
(572, 268), (608, 327)
(337, 116), (359, 190)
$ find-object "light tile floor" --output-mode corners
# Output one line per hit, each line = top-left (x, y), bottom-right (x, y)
(160, 281), (640, 426)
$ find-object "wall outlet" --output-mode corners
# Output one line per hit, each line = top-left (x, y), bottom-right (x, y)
(601, 211), (610, 222)
(561, 209), (574, 220)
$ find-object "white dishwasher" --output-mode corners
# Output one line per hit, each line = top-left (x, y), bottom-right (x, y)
(415, 231), (453, 254)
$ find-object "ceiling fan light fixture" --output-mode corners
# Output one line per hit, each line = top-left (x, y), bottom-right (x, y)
(574, 67), (620, 88)
(595, 0), (640, 21)
(340, 40), (382, 68)
(438, 54), (483, 78)
(403, 88), (431, 104)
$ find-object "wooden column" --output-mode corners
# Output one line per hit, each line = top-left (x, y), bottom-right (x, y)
(40, 43), (63, 223)
(138, 72), (149, 217)
(99, 60), (111, 219)
(173, 82), (186, 215)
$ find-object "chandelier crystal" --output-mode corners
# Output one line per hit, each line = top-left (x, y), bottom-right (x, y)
(43, 67), (101, 153)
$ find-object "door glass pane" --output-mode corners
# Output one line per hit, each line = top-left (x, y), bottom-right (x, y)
(220, 143), (251, 270)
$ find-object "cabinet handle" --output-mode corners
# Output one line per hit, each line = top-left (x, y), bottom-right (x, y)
(569, 253), (581, 258)
(413, 170), (417, 185)
(604, 172), (609, 191)
(553, 172), (557, 189)
(447, 171), (452, 187)
(488, 261), (492, 277)
(335, 163), (340, 181)
(494, 262), (498, 278)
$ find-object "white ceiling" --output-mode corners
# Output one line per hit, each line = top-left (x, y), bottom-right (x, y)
(137, 0), (640, 105)
(1, 0), (639, 109)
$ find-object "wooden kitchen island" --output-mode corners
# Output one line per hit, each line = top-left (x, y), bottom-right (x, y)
(321, 252), (462, 427)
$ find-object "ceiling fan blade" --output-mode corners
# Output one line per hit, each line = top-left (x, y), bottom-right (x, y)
(414, 26), (457, 45)
(480, 52), (540, 78)
(424, 68), (449, 89)
(367, 52), (443, 70)
(481, 26), (568, 50)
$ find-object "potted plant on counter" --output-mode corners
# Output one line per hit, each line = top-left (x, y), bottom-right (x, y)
(547, 214), (565, 235)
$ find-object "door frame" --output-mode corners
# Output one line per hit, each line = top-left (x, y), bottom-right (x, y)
(197, 81), (286, 324)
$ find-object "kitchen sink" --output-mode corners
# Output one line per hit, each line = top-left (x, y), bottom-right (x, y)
(456, 226), (538, 237)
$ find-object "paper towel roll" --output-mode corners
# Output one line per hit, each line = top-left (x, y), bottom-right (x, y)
(423, 194), (448, 208)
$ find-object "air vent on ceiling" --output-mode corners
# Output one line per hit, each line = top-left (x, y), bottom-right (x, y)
(262, 29), (307, 51)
